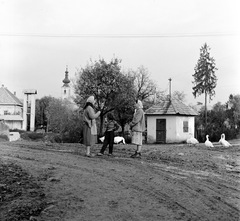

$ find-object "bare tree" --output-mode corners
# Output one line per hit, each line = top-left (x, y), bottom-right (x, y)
(131, 66), (157, 101)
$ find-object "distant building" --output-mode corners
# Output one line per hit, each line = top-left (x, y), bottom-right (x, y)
(0, 85), (23, 130)
(61, 66), (78, 110)
(61, 66), (71, 100)
(145, 98), (198, 143)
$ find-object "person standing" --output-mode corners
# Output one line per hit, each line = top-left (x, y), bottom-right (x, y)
(129, 100), (145, 158)
(83, 95), (101, 157)
(97, 113), (120, 156)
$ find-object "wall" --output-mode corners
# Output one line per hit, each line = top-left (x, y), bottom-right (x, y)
(146, 115), (195, 143)
(0, 105), (22, 116)
(61, 86), (71, 100)
(147, 115), (177, 143)
(0, 105), (23, 130)
(4, 121), (22, 130)
(175, 116), (195, 143)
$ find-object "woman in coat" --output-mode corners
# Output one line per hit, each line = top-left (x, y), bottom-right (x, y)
(129, 100), (145, 158)
(83, 95), (101, 157)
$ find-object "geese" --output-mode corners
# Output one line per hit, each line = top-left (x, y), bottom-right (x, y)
(219, 134), (224, 145)
(114, 136), (126, 144)
(99, 136), (105, 143)
(220, 133), (231, 147)
(205, 135), (214, 147)
(99, 136), (126, 144)
(186, 134), (199, 146)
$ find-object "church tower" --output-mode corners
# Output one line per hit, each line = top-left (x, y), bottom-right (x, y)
(61, 66), (71, 100)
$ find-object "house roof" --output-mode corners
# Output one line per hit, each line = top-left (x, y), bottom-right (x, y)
(145, 98), (198, 116)
(0, 86), (22, 106)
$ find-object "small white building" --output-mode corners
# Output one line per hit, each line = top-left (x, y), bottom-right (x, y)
(145, 98), (198, 144)
(0, 85), (23, 130)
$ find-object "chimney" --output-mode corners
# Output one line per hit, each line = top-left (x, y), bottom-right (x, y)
(168, 78), (172, 101)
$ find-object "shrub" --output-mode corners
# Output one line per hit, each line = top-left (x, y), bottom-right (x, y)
(42, 133), (62, 143)
(28, 132), (44, 140)
(0, 134), (9, 141)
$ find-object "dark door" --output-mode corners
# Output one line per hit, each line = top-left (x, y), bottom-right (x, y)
(156, 119), (166, 143)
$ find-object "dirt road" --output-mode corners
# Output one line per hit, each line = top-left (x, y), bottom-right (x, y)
(0, 140), (240, 221)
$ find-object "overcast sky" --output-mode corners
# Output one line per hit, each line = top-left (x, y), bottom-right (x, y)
(0, 0), (239, 105)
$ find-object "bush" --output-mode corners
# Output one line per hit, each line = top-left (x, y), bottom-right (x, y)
(43, 133), (62, 143)
(0, 134), (9, 141)
(21, 132), (44, 141)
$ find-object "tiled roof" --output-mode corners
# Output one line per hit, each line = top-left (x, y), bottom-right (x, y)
(0, 86), (22, 106)
(145, 99), (198, 116)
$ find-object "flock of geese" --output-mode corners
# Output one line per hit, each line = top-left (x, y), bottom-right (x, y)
(187, 133), (232, 147)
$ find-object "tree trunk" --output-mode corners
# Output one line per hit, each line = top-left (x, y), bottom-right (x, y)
(46, 119), (49, 132)
(99, 114), (104, 136)
(121, 123), (125, 136)
(205, 91), (207, 129)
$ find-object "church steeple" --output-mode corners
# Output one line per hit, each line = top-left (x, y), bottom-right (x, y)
(62, 66), (70, 86)
(61, 66), (71, 100)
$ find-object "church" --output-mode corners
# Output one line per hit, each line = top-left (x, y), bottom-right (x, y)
(61, 66), (78, 109)
(61, 66), (71, 100)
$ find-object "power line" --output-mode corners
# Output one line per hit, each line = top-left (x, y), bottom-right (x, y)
(0, 32), (237, 38)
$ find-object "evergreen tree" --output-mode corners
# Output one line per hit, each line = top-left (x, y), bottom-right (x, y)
(192, 43), (217, 128)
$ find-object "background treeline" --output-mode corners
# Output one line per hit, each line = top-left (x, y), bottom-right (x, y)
(195, 94), (240, 142)
(32, 93), (240, 143)
(31, 57), (239, 143)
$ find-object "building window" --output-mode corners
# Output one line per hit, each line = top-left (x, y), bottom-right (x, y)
(4, 110), (8, 115)
(183, 121), (188, 133)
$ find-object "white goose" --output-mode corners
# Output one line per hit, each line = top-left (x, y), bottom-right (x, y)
(186, 134), (199, 146)
(99, 136), (126, 144)
(205, 135), (214, 147)
(219, 134), (224, 145)
(221, 133), (231, 147)
(114, 136), (126, 144)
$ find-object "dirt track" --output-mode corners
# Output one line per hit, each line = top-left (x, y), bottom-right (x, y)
(0, 140), (240, 221)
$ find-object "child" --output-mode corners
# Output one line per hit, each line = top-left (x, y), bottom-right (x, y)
(97, 113), (120, 156)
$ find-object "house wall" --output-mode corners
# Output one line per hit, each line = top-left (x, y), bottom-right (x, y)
(4, 121), (22, 130)
(0, 105), (23, 130)
(175, 116), (195, 143)
(0, 105), (22, 115)
(146, 115), (195, 143)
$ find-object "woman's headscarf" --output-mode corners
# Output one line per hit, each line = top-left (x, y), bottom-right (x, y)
(136, 100), (143, 109)
(84, 95), (95, 109)
(86, 95), (95, 104)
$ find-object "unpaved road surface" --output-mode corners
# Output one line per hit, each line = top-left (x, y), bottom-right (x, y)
(0, 140), (240, 221)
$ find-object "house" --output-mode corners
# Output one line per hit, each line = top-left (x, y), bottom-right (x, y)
(145, 98), (198, 144)
(0, 85), (23, 130)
